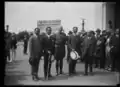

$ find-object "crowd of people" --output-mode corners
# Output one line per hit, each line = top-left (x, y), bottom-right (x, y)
(5, 32), (17, 63)
(5, 33), (28, 62)
(4, 25), (120, 84)
(27, 26), (119, 84)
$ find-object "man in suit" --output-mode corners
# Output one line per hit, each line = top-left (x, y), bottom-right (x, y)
(42, 27), (55, 80)
(53, 26), (67, 76)
(99, 31), (107, 70)
(110, 29), (119, 72)
(68, 27), (82, 76)
(113, 29), (120, 84)
(5, 25), (11, 63)
(28, 28), (43, 81)
(94, 29), (101, 68)
(23, 35), (28, 55)
(82, 31), (96, 75)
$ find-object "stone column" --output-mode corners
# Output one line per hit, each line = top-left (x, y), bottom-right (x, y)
(102, 2), (106, 30)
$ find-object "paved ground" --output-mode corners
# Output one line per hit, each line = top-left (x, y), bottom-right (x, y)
(4, 42), (118, 85)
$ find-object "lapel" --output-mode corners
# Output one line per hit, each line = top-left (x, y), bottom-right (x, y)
(45, 33), (51, 40)
(87, 36), (91, 47)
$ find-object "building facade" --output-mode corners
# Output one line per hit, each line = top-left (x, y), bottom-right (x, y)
(37, 20), (61, 34)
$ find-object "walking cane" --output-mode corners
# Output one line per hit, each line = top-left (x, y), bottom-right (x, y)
(46, 51), (52, 80)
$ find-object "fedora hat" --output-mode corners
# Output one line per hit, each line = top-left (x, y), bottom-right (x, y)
(70, 50), (80, 60)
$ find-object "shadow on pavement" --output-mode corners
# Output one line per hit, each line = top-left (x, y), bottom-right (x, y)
(93, 71), (114, 76)
(4, 60), (29, 85)
(4, 71), (28, 85)
(40, 72), (84, 82)
(5, 60), (24, 70)
(43, 70), (115, 82)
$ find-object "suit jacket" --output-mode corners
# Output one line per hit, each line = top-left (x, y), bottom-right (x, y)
(42, 33), (55, 54)
(82, 36), (96, 59)
(52, 32), (67, 60)
(54, 32), (67, 46)
(68, 34), (81, 55)
(28, 34), (43, 58)
(110, 35), (119, 54)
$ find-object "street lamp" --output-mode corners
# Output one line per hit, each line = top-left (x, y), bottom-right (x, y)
(80, 18), (86, 32)
(6, 25), (9, 32)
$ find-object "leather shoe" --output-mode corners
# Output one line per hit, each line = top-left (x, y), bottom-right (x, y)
(56, 73), (59, 76)
(32, 76), (40, 81)
(89, 73), (94, 76)
(60, 71), (64, 74)
(73, 71), (77, 74)
(69, 73), (72, 76)
(83, 73), (88, 76)
(48, 74), (53, 77)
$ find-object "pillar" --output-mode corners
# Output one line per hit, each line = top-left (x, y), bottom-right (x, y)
(105, 2), (116, 30)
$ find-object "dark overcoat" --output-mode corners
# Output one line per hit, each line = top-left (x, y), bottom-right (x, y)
(82, 36), (96, 63)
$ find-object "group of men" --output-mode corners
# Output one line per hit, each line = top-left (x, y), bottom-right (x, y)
(28, 26), (120, 84)
(5, 30), (17, 63)
(28, 26), (67, 81)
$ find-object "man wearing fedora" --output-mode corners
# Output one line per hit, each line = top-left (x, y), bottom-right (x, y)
(82, 31), (96, 75)
(68, 27), (82, 76)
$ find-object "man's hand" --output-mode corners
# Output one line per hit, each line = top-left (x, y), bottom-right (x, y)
(72, 49), (75, 51)
(51, 55), (55, 62)
(111, 46), (114, 49)
(47, 50), (51, 54)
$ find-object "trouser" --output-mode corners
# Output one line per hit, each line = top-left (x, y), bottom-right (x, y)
(56, 58), (63, 74)
(105, 51), (112, 68)
(67, 47), (70, 62)
(44, 52), (52, 78)
(6, 50), (10, 61)
(4, 49), (10, 71)
(100, 54), (106, 69)
(111, 53), (116, 71)
(100, 58), (106, 69)
(69, 58), (77, 74)
(24, 44), (27, 54)
(84, 56), (93, 74)
(11, 47), (16, 60)
(94, 57), (100, 68)
(30, 57), (40, 76)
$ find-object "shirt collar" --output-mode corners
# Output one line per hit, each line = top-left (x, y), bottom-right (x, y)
(34, 33), (38, 37)
(46, 34), (51, 38)
(73, 33), (77, 36)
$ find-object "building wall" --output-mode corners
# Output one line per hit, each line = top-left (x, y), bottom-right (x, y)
(115, 3), (120, 29)
(95, 2), (116, 31)
(95, 3), (102, 30)
(37, 20), (61, 34)
(105, 2), (116, 30)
